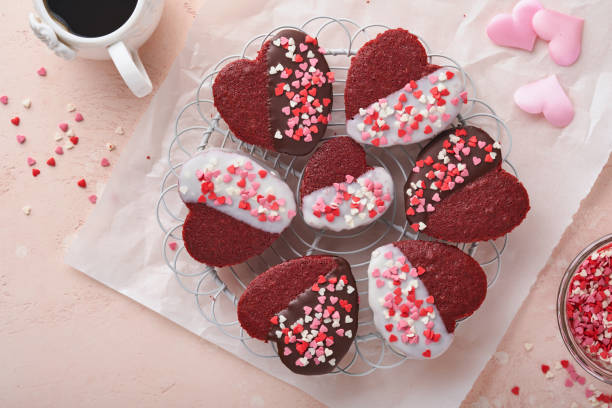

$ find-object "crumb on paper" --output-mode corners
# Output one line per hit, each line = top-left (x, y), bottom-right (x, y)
(524, 342), (533, 352)
(22, 206), (31, 215)
(66, 103), (76, 112)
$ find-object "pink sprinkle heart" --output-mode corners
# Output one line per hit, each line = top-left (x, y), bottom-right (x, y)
(303, 306), (312, 315)
(55, 146), (63, 155)
(428, 114), (438, 122)
(0, 95), (7, 105)
(314, 304), (323, 313)
(532, 9), (583, 66)
(309, 58), (318, 67)
(287, 209), (296, 219)
(462, 147), (471, 155)
(299, 62), (308, 71)
(514, 74), (574, 127)
(329, 296), (338, 304)
(16, 134), (25, 144)
(100, 158), (110, 167)
(426, 204), (435, 212)
(168, 242), (178, 251)
(442, 113), (451, 122)
(345, 175), (354, 183)
(37, 67), (47, 76)
(428, 74), (438, 84)
(486, 0), (543, 51)
(88, 194), (97, 204)
(281, 106), (291, 115)
(376, 279), (384, 288)
(473, 156), (482, 165)
(27, 157), (36, 166)
(450, 97), (459, 106)
(58, 123), (68, 132)
(318, 296), (326, 304)
(284, 347), (292, 356)
(564, 378), (573, 388)
(299, 43), (308, 52)
(74, 112), (84, 122)
(478, 140), (486, 149)
(336, 329), (344, 337)
(431, 193), (441, 202)
(295, 70), (303, 79)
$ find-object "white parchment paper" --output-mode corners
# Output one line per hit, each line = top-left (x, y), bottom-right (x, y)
(66, 0), (612, 406)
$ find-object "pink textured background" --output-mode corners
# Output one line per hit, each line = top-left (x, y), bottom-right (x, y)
(1, 0), (611, 406)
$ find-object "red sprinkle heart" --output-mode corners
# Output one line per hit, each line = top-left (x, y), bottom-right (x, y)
(77, 178), (87, 188)
(37, 67), (47, 76)
(46, 157), (56, 167)
(32, 168), (40, 177)
(10, 116), (20, 126)
(511, 386), (519, 395)
(541, 364), (550, 374)
(422, 349), (431, 358)
(70, 136), (79, 145)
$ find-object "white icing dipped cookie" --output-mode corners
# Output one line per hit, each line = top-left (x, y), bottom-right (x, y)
(367, 240), (487, 359)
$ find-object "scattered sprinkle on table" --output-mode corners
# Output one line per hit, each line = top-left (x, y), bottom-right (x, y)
(168, 242), (178, 251)
(22, 98), (31, 109)
(11, 116), (20, 126)
(54, 132), (63, 141)
(37, 67), (47, 76)
(115, 126), (124, 135)
(27, 157), (36, 166)
(77, 179), (87, 188)
(46, 157), (55, 167)
(0, 95), (7, 105)
(88, 194), (97, 204)
(74, 112), (83, 122)
(66, 103), (76, 112)
(22, 206), (31, 215)
(16, 134), (26, 144)
(32, 168), (40, 177)
(54, 146), (63, 155)
(100, 158), (110, 167)
(524, 342), (533, 352)
(59, 122), (68, 132)
(106, 143), (116, 151)
(511, 386), (520, 395)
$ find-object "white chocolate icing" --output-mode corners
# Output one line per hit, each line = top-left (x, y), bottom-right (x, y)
(178, 148), (297, 234)
(301, 167), (393, 232)
(367, 243), (453, 359)
(346, 67), (465, 147)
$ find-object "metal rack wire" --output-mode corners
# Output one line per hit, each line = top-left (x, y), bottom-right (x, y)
(156, 17), (516, 376)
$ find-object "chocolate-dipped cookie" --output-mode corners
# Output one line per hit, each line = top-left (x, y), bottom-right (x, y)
(299, 137), (393, 231)
(179, 148), (296, 267)
(213, 29), (334, 156)
(404, 125), (530, 242)
(368, 240), (487, 359)
(237, 256), (358, 375)
(344, 28), (466, 147)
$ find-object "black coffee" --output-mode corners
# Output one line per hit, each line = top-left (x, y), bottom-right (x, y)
(45, 0), (138, 38)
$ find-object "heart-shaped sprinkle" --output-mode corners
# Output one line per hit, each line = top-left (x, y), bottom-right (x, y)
(32, 168), (40, 177)
(11, 116), (20, 126)
(77, 179), (87, 188)
(100, 158), (110, 167)
(16, 134), (25, 144)
(70, 136), (79, 145)
(74, 112), (84, 122)
(0, 95), (8, 104)
(37, 67), (47, 76)
(46, 157), (55, 167)
(27, 157), (36, 166)
(88, 194), (97, 204)
(59, 123), (69, 132)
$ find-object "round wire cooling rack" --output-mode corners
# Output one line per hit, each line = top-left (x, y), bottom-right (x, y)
(156, 17), (519, 376)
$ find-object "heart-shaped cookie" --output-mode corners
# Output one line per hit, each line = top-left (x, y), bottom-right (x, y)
(179, 148), (297, 267)
(213, 29), (334, 156)
(344, 28), (466, 147)
(299, 137), (393, 231)
(532, 9), (583, 66)
(514, 75), (574, 127)
(404, 126), (529, 242)
(486, 0), (543, 51)
(368, 240), (487, 359)
(238, 255), (358, 375)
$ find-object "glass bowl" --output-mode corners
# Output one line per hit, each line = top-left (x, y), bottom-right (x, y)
(557, 233), (612, 384)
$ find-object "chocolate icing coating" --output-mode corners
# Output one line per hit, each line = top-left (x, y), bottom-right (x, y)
(266, 29), (333, 155)
(404, 126), (502, 231)
(268, 256), (358, 375)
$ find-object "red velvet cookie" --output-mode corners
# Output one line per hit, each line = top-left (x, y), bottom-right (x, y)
(404, 125), (530, 242)
(299, 137), (393, 231)
(238, 255), (358, 375)
(344, 28), (467, 147)
(179, 148), (297, 267)
(368, 240), (487, 359)
(213, 29), (334, 156)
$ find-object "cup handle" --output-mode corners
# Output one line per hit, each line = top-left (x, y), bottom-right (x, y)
(107, 41), (153, 98)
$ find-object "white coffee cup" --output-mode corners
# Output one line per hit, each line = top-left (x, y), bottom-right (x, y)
(29, 0), (164, 97)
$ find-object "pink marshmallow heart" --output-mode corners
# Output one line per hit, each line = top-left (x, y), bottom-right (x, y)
(513, 75), (574, 127)
(532, 9), (583, 66)
(486, 0), (543, 51)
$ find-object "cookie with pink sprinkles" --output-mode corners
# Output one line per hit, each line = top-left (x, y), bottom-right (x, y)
(213, 29), (334, 156)
(238, 255), (358, 375)
(299, 137), (393, 231)
(178, 148), (296, 267)
(368, 240), (487, 359)
(344, 28), (466, 147)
